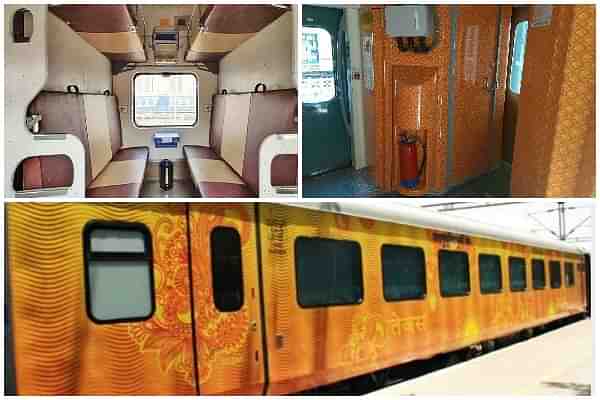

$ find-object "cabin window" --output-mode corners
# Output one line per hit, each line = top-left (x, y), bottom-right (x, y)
(133, 73), (197, 127)
(381, 245), (426, 301)
(509, 21), (529, 94)
(550, 260), (562, 288)
(439, 250), (470, 297)
(302, 27), (335, 104)
(83, 222), (154, 323)
(211, 227), (244, 312)
(479, 254), (502, 294)
(564, 262), (575, 287)
(509, 257), (527, 291)
(532, 259), (546, 289)
(295, 236), (363, 307)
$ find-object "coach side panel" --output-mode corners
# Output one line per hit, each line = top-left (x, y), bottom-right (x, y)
(5, 203), (197, 395)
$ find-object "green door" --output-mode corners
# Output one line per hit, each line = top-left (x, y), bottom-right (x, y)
(302, 6), (352, 177)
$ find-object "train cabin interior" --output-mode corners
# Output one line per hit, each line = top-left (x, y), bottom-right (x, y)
(302, 5), (595, 197)
(5, 4), (298, 198)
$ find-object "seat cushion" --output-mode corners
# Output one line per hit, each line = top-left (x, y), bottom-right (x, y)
(184, 147), (253, 197)
(86, 147), (148, 197)
(113, 146), (149, 161)
(183, 145), (219, 160)
(86, 182), (142, 197)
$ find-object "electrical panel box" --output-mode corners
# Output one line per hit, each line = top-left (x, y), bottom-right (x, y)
(385, 6), (434, 37)
(153, 132), (180, 148)
(153, 27), (179, 61)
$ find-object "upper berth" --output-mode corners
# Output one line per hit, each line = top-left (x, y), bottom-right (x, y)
(185, 5), (289, 70)
(49, 5), (146, 64)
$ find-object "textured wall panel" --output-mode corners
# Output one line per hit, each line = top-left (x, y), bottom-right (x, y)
(511, 6), (595, 196)
(188, 204), (265, 394)
(7, 203), (196, 395)
(259, 204), (585, 394)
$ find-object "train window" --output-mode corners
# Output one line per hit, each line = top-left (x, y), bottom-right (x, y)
(295, 236), (363, 307)
(381, 245), (426, 301)
(509, 21), (529, 94)
(83, 222), (155, 324)
(509, 257), (527, 291)
(565, 262), (575, 287)
(438, 250), (470, 297)
(211, 227), (244, 312)
(550, 261), (562, 288)
(479, 254), (502, 294)
(133, 73), (198, 127)
(302, 27), (335, 104)
(532, 259), (546, 289)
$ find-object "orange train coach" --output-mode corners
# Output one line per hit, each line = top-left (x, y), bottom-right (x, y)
(4, 202), (590, 394)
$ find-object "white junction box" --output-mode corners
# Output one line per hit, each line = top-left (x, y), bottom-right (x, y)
(385, 5), (434, 37)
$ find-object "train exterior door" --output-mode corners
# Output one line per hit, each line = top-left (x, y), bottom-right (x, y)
(451, 5), (501, 184)
(302, 5), (353, 177)
(5, 203), (197, 394)
(188, 204), (266, 394)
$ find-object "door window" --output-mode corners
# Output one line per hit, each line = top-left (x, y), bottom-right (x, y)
(211, 227), (244, 312)
(302, 27), (335, 103)
(509, 21), (529, 94)
(83, 222), (154, 323)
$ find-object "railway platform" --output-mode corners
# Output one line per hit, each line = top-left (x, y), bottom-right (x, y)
(369, 318), (592, 396)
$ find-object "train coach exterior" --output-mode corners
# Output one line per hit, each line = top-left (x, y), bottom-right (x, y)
(5, 203), (588, 395)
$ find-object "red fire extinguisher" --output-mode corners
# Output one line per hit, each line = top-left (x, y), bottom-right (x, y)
(398, 133), (426, 189)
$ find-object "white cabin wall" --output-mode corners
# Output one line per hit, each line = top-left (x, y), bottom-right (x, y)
(45, 13), (112, 94)
(345, 8), (368, 170)
(113, 67), (217, 161)
(218, 10), (295, 92)
(5, 6), (86, 197)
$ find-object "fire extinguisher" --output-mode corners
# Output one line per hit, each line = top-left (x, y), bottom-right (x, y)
(398, 133), (426, 189)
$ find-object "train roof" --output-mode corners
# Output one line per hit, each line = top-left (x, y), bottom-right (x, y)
(292, 202), (586, 255)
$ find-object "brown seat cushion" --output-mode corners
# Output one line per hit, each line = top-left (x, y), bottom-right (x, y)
(183, 145), (252, 197)
(183, 145), (219, 160)
(86, 182), (143, 197)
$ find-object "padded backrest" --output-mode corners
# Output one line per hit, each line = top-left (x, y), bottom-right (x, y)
(219, 93), (252, 176)
(209, 94), (227, 156)
(20, 155), (74, 190)
(28, 92), (123, 186)
(242, 89), (297, 193)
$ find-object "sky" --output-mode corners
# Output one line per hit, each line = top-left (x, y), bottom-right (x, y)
(391, 200), (595, 253)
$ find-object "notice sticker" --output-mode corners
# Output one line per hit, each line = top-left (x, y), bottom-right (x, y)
(531, 5), (553, 28)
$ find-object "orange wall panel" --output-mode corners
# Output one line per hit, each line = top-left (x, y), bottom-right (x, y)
(511, 5), (595, 196)
(6, 203), (196, 395)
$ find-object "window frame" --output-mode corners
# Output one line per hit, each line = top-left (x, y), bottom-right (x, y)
(549, 260), (562, 288)
(564, 262), (575, 287)
(381, 244), (427, 302)
(508, 256), (527, 292)
(531, 258), (546, 290)
(478, 253), (503, 295)
(294, 236), (364, 308)
(301, 26), (337, 104)
(438, 249), (471, 298)
(82, 220), (156, 325)
(210, 226), (245, 313)
(132, 72), (199, 129)
(508, 20), (529, 94)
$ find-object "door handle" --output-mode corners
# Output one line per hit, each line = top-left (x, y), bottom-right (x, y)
(483, 78), (496, 93)
(250, 320), (257, 332)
